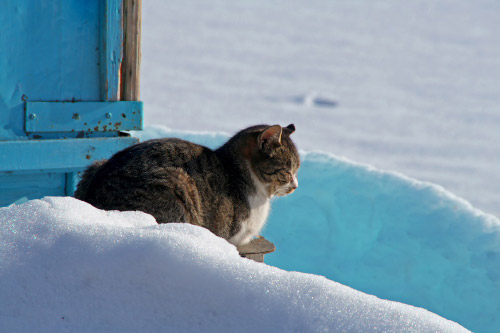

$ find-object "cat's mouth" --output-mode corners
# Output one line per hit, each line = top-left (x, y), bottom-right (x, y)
(274, 184), (298, 196)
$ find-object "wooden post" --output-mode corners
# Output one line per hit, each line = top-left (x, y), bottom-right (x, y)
(121, 0), (142, 101)
(237, 237), (276, 263)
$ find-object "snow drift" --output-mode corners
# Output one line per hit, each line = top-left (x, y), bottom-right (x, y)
(266, 152), (500, 333)
(136, 126), (500, 332)
(0, 197), (467, 332)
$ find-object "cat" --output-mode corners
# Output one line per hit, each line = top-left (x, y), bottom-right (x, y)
(74, 124), (300, 246)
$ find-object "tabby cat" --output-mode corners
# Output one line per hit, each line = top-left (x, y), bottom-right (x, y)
(74, 124), (300, 246)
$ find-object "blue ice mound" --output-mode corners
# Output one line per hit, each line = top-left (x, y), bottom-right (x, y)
(265, 152), (500, 333)
(135, 126), (500, 332)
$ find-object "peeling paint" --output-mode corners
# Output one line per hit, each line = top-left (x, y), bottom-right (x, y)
(24, 101), (143, 133)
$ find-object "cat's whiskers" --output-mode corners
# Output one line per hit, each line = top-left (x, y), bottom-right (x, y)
(273, 174), (298, 196)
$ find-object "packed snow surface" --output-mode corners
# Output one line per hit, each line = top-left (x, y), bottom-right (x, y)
(141, 0), (500, 218)
(135, 127), (500, 333)
(0, 197), (468, 332)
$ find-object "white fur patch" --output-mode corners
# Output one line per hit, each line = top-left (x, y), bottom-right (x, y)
(292, 173), (299, 188)
(228, 169), (270, 246)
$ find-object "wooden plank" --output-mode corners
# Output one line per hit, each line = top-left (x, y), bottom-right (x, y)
(100, 0), (123, 101)
(0, 137), (138, 172)
(237, 237), (276, 255)
(121, 0), (142, 101)
(237, 237), (276, 263)
(0, 0), (101, 140)
(242, 253), (265, 263)
(25, 101), (143, 133)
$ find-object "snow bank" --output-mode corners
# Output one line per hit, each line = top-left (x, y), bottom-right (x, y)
(134, 126), (500, 332)
(266, 152), (500, 333)
(0, 197), (467, 332)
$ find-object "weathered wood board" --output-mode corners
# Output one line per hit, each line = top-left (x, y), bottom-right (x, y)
(237, 237), (276, 263)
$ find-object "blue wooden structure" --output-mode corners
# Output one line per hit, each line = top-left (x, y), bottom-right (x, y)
(0, 0), (143, 206)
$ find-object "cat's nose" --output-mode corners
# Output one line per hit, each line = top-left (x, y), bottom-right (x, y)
(287, 175), (298, 194)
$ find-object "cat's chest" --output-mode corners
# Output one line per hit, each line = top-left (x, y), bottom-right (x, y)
(246, 193), (270, 232)
(228, 192), (270, 246)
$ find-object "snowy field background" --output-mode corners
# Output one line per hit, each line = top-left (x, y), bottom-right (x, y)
(141, 0), (500, 218)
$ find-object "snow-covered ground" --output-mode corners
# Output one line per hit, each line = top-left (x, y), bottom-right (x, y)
(0, 197), (469, 332)
(141, 0), (500, 218)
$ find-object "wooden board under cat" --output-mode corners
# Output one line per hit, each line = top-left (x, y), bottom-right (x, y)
(237, 237), (276, 263)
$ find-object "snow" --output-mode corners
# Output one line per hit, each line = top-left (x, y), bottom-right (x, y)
(137, 2), (500, 326)
(0, 197), (468, 332)
(3, 0), (499, 331)
(134, 127), (500, 332)
(266, 152), (500, 333)
(141, 0), (500, 218)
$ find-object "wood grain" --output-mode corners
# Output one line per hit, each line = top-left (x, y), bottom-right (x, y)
(237, 237), (276, 263)
(121, 0), (142, 101)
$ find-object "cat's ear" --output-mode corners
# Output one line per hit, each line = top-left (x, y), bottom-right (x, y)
(258, 125), (283, 149)
(283, 124), (295, 135)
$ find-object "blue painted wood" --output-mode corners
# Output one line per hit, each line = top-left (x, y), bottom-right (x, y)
(0, 173), (66, 207)
(65, 172), (81, 196)
(0, 0), (144, 207)
(0, 137), (138, 173)
(0, 0), (101, 140)
(25, 131), (124, 141)
(100, 0), (123, 101)
(25, 101), (143, 133)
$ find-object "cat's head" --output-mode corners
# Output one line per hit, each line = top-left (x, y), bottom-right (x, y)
(242, 124), (300, 197)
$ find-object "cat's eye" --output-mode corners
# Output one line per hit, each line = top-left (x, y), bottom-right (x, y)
(279, 170), (293, 184)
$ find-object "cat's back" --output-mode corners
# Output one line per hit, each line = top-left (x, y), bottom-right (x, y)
(101, 138), (218, 177)
(76, 138), (222, 203)
(75, 137), (225, 226)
